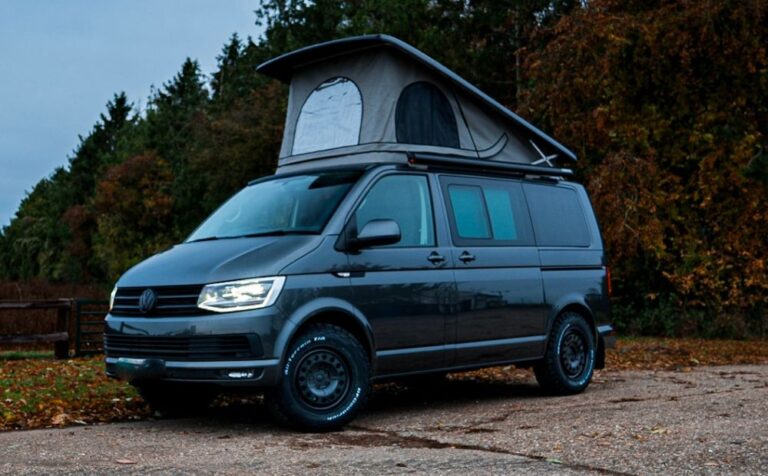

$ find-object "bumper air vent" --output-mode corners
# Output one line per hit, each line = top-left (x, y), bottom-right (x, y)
(104, 334), (262, 361)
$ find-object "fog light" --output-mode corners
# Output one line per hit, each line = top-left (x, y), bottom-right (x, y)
(227, 370), (255, 379)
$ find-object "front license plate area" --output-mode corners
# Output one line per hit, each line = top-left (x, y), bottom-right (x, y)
(114, 357), (166, 381)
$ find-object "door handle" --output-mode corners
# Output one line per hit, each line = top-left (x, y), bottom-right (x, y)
(459, 251), (476, 263)
(427, 252), (446, 264)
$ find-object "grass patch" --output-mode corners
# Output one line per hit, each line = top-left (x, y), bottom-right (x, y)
(0, 350), (54, 361)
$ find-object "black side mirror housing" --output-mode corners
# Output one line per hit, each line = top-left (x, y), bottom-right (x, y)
(348, 219), (401, 250)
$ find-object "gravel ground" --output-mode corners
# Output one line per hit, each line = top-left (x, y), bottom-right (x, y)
(0, 364), (766, 475)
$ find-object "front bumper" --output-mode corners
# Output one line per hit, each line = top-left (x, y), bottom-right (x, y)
(104, 306), (285, 387)
(105, 356), (281, 386)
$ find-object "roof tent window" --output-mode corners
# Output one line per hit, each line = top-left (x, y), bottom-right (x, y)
(293, 77), (362, 155)
(396, 81), (459, 148)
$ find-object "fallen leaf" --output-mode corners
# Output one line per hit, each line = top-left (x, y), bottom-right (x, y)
(51, 413), (69, 425)
(115, 459), (137, 465)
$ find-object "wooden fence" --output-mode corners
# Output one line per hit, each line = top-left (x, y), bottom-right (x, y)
(0, 299), (72, 359)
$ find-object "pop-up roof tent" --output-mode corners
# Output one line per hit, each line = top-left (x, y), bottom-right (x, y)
(256, 35), (576, 174)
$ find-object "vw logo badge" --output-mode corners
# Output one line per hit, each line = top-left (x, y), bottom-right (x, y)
(138, 289), (158, 314)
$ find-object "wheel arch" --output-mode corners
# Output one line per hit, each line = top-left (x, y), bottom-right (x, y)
(275, 298), (376, 369)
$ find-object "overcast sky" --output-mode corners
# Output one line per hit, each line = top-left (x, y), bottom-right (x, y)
(0, 0), (263, 227)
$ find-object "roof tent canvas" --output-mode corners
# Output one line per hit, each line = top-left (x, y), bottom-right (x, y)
(256, 35), (576, 173)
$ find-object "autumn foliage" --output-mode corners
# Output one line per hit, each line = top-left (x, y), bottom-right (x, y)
(521, 0), (768, 335)
(0, 1), (766, 336)
(93, 153), (175, 280)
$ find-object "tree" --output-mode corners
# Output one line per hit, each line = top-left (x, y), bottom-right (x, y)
(521, 0), (768, 335)
(92, 153), (175, 282)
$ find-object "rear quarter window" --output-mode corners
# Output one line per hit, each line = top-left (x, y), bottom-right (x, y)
(523, 183), (591, 247)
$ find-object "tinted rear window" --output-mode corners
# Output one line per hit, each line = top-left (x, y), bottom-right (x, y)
(523, 183), (591, 247)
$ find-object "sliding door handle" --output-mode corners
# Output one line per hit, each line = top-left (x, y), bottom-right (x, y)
(459, 251), (476, 263)
(427, 252), (446, 264)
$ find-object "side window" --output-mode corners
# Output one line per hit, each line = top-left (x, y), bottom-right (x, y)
(293, 77), (362, 155)
(447, 185), (491, 239)
(484, 187), (518, 240)
(442, 176), (533, 246)
(355, 175), (435, 247)
(523, 183), (591, 247)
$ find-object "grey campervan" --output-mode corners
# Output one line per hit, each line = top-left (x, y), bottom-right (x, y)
(105, 35), (614, 431)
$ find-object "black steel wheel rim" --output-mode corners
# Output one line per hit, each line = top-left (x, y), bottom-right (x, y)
(295, 349), (351, 410)
(560, 329), (587, 379)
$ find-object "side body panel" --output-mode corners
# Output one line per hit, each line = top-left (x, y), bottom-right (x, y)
(342, 171), (456, 375)
(522, 181), (610, 338)
(438, 175), (547, 366)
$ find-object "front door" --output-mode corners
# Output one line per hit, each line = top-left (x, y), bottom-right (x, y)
(439, 175), (547, 366)
(345, 173), (454, 376)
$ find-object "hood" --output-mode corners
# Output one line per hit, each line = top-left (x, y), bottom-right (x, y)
(116, 235), (322, 287)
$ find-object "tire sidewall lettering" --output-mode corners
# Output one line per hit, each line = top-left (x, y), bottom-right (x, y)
(325, 386), (362, 421)
(284, 337), (314, 376)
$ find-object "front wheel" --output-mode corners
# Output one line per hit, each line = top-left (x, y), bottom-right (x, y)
(534, 312), (596, 395)
(265, 324), (371, 431)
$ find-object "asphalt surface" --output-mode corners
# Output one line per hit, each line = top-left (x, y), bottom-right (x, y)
(0, 365), (766, 475)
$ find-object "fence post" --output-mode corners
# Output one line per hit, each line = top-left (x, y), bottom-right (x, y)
(54, 304), (69, 359)
(74, 300), (81, 357)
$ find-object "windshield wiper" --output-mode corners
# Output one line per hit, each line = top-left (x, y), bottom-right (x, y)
(187, 230), (318, 243)
(187, 236), (221, 243)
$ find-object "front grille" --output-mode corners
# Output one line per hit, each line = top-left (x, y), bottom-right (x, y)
(111, 285), (208, 316)
(104, 334), (262, 360)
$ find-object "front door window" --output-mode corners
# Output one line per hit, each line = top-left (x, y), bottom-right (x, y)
(354, 175), (435, 247)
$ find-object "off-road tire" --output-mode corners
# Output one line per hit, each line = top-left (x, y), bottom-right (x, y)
(265, 323), (371, 432)
(133, 382), (218, 417)
(534, 312), (596, 395)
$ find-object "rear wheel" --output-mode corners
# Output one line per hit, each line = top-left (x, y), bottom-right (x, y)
(534, 312), (595, 394)
(265, 324), (370, 431)
(133, 382), (218, 417)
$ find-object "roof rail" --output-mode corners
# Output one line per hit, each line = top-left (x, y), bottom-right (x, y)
(407, 153), (574, 178)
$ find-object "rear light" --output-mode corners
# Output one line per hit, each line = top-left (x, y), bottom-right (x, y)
(605, 266), (612, 297)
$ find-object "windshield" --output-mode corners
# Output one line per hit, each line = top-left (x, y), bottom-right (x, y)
(187, 171), (361, 242)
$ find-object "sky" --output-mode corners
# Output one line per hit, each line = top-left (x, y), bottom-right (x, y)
(0, 0), (264, 227)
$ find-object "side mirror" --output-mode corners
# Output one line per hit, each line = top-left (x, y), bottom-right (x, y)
(349, 219), (401, 249)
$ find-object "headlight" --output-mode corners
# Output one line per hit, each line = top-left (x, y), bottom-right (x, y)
(197, 276), (286, 313)
(109, 286), (117, 311)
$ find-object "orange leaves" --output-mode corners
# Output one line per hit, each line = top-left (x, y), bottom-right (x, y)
(0, 356), (149, 431)
(607, 338), (768, 371)
(522, 0), (768, 333)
